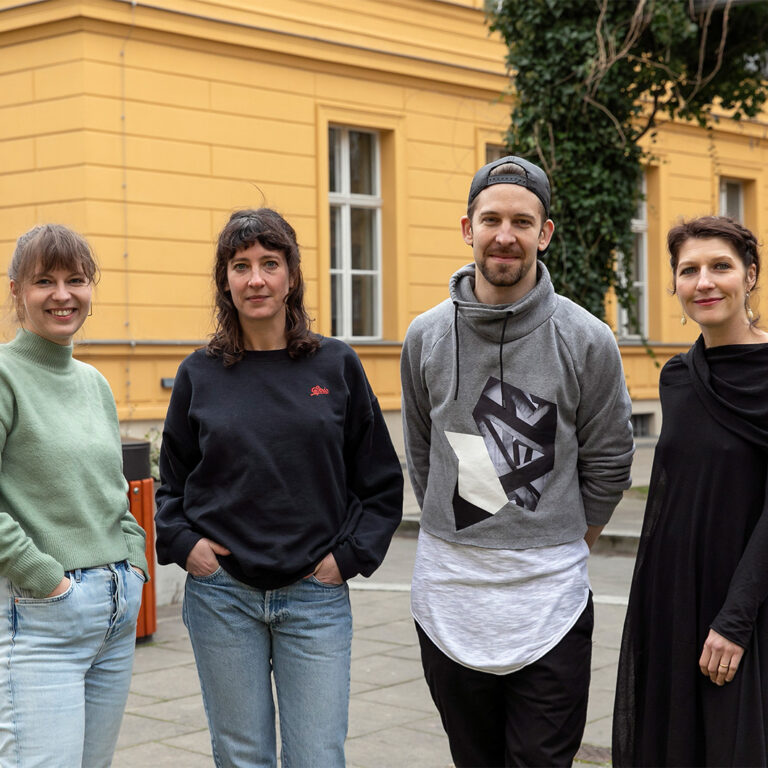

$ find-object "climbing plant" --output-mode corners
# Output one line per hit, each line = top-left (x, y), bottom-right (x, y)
(486, 0), (768, 327)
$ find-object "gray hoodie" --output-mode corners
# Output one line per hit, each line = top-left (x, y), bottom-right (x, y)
(401, 261), (634, 549)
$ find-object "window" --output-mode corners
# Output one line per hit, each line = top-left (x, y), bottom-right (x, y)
(720, 178), (744, 221)
(328, 127), (382, 339)
(485, 143), (508, 163)
(618, 180), (648, 338)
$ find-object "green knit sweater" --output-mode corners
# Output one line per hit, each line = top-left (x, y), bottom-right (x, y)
(0, 329), (148, 597)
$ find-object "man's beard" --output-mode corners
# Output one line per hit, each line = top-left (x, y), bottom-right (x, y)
(478, 251), (532, 287)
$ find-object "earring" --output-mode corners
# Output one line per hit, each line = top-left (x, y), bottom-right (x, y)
(746, 291), (754, 322)
(680, 311), (687, 326)
(87, 304), (93, 317)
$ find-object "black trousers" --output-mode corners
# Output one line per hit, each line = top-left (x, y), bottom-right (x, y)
(416, 594), (593, 768)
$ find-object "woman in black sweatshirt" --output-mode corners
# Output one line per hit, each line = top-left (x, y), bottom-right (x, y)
(155, 208), (403, 768)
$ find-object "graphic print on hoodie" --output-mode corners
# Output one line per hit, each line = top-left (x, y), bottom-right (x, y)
(447, 376), (557, 531)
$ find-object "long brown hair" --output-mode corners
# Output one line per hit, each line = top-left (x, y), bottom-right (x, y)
(207, 209), (319, 365)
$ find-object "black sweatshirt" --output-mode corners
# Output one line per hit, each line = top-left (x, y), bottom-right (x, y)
(155, 338), (403, 589)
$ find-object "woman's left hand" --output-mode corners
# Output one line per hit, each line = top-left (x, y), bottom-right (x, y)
(312, 553), (343, 585)
(699, 629), (744, 686)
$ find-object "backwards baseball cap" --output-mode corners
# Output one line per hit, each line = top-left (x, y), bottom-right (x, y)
(467, 155), (551, 218)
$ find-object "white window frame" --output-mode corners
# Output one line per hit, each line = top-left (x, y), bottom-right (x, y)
(719, 178), (744, 221)
(618, 177), (648, 339)
(329, 126), (382, 341)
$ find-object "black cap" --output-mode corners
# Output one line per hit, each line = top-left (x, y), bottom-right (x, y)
(467, 155), (551, 218)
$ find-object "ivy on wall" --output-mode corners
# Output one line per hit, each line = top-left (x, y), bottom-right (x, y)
(486, 0), (768, 327)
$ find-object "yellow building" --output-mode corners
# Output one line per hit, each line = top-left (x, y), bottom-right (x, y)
(0, 0), (765, 438)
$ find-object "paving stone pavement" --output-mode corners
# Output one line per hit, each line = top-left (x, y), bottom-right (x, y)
(116, 441), (653, 767)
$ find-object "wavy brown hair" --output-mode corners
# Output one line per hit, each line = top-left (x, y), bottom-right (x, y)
(207, 208), (319, 365)
(667, 215), (761, 325)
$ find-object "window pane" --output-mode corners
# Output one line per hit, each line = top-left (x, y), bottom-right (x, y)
(619, 233), (646, 338)
(330, 206), (342, 269)
(331, 273), (344, 337)
(352, 274), (375, 336)
(632, 233), (644, 283)
(329, 126), (381, 339)
(486, 144), (507, 163)
(329, 127), (341, 193)
(629, 285), (644, 336)
(349, 132), (375, 195)
(620, 178), (647, 338)
(720, 179), (743, 220)
(350, 208), (376, 270)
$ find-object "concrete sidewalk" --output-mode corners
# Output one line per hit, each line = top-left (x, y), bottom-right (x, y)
(115, 441), (653, 766)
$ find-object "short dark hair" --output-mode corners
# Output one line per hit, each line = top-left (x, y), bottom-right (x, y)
(667, 215), (761, 324)
(668, 215), (760, 286)
(207, 208), (319, 365)
(9, 224), (99, 322)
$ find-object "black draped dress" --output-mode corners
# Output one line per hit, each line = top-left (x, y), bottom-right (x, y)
(613, 338), (768, 767)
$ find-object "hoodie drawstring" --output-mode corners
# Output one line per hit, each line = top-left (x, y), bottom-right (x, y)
(453, 302), (460, 400)
(453, 304), (513, 402)
(499, 311), (511, 407)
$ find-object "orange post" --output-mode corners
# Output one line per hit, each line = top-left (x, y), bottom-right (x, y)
(128, 478), (157, 639)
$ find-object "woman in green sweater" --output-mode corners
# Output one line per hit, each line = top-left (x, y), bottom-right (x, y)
(0, 224), (148, 767)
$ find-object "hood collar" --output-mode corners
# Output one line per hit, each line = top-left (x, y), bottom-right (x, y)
(449, 261), (557, 342)
(448, 260), (558, 401)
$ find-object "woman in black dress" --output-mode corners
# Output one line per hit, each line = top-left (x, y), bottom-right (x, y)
(613, 216), (768, 767)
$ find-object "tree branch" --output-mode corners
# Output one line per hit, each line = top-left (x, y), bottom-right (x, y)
(584, 95), (628, 145)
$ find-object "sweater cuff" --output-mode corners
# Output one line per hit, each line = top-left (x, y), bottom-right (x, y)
(332, 540), (360, 582)
(9, 551), (65, 599)
(583, 498), (621, 528)
(126, 539), (150, 580)
(166, 529), (203, 571)
(711, 612), (754, 650)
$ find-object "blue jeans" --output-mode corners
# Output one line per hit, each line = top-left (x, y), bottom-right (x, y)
(0, 561), (143, 767)
(183, 566), (352, 768)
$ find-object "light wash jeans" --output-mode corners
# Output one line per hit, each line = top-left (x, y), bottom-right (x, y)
(183, 566), (352, 768)
(0, 561), (143, 768)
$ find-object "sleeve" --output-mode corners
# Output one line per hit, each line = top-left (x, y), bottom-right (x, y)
(399, 321), (432, 509)
(120, 507), (149, 580)
(99, 378), (149, 579)
(710, 469), (768, 648)
(0, 382), (64, 597)
(154, 362), (204, 569)
(575, 325), (635, 527)
(331, 354), (404, 581)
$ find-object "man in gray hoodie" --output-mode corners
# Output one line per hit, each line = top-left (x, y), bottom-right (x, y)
(401, 155), (634, 767)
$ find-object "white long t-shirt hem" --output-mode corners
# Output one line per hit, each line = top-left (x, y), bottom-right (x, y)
(411, 528), (590, 675)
